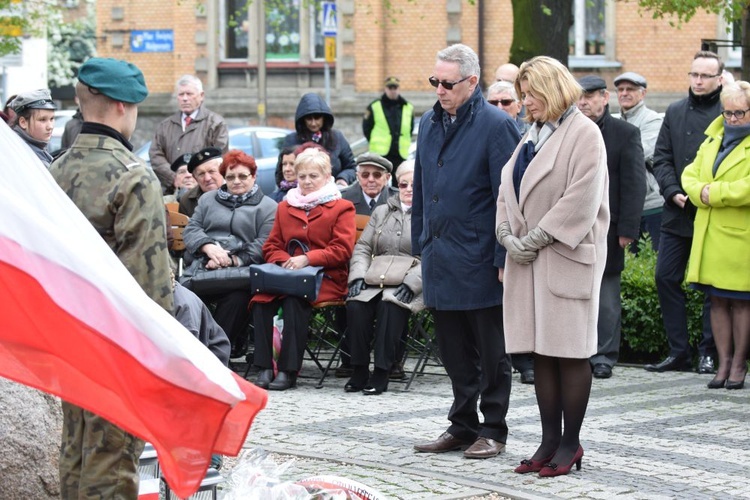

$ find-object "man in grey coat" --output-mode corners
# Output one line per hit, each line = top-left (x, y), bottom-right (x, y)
(412, 44), (519, 459)
(149, 75), (228, 193)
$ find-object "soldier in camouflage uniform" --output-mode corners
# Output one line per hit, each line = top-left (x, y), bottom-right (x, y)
(49, 57), (173, 499)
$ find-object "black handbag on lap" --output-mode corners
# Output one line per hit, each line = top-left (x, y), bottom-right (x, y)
(179, 235), (251, 295)
(249, 239), (324, 301)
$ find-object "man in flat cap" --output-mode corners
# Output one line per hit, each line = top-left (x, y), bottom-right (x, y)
(178, 147), (224, 217)
(342, 152), (397, 215)
(9, 89), (56, 167)
(363, 76), (414, 181)
(49, 57), (173, 499)
(578, 75), (646, 379)
(613, 72), (665, 252)
(150, 75), (228, 194)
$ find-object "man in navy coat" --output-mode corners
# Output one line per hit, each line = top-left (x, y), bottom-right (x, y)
(412, 44), (520, 459)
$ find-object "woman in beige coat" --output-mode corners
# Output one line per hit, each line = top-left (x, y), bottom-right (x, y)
(345, 161), (423, 395)
(496, 56), (609, 477)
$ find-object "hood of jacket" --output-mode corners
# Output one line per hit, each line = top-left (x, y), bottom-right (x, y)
(294, 93), (334, 134)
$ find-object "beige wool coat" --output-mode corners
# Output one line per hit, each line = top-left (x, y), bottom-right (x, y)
(496, 108), (610, 359)
(348, 196), (424, 313)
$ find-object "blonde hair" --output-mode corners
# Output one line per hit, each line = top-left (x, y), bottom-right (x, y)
(516, 56), (582, 123)
(294, 147), (332, 176)
(395, 159), (415, 181)
(720, 81), (750, 107)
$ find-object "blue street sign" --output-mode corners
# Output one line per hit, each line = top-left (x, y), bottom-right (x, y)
(130, 30), (174, 53)
(322, 2), (337, 37)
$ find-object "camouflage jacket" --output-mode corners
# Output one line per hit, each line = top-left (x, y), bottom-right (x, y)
(50, 132), (174, 313)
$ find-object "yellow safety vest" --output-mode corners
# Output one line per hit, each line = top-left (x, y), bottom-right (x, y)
(369, 100), (413, 159)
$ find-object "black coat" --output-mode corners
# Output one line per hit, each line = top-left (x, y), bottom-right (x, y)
(596, 109), (646, 273)
(283, 93), (356, 184)
(653, 87), (722, 237)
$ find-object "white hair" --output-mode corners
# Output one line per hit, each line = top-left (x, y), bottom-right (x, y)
(176, 75), (203, 93)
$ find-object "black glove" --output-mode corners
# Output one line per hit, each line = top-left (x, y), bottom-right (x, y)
(348, 278), (366, 298)
(393, 283), (414, 304)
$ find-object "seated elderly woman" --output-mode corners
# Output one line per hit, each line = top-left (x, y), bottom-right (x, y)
(345, 161), (423, 395)
(182, 149), (277, 357)
(252, 148), (356, 391)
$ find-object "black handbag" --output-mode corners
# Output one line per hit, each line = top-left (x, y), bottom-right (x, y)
(249, 239), (324, 301)
(179, 235), (251, 295)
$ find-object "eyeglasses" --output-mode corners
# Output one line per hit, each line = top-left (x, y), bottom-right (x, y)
(359, 170), (384, 179)
(225, 173), (252, 182)
(722, 108), (750, 119)
(428, 75), (470, 90)
(398, 181), (413, 189)
(488, 99), (516, 106)
(687, 72), (721, 80)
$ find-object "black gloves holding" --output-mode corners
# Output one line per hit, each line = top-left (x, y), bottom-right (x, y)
(348, 278), (366, 298)
(394, 283), (414, 304)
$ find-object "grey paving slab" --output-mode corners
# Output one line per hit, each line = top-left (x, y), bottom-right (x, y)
(224, 364), (750, 499)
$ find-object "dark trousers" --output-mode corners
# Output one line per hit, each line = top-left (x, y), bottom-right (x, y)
(655, 231), (714, 358)
(630, 212), (662, 254)
(591, 272), (621, 367)
(511, 353), (534, 373)
(199, 290), (252, 351)
(252, 297), (312, 372)
(347, 297), (410, 371)
(433, 305), (512, 443)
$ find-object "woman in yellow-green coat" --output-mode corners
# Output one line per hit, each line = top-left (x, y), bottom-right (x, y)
(682, 81), (750, 391)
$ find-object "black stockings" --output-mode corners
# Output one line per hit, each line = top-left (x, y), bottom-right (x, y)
(532, 353), (592, 464)
(711, 297), (750, 382)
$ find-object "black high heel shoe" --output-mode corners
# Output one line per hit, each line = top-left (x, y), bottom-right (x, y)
(268, 371), (297, 391)
(707, 377), (726, 389)
(363, 368), (389, 395)
(726, 368), (747, 390)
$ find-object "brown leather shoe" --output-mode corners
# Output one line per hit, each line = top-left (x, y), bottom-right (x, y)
(414, 432), (470, 453)
(463, 437), (505, 459)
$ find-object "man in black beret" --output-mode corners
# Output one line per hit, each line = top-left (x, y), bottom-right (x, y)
(577, 75), (646, 379)
(178, 147), (224, 217)
(49, 57), (173, 499)
(164, 153), (196, 203)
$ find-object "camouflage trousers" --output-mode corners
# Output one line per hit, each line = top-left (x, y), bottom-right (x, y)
(60, 401), (145, 500)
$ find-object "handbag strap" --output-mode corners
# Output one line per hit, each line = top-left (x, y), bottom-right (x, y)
(287, 238), (311, 256)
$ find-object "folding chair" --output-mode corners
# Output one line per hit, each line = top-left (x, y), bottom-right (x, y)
(167, 210), (189, 275)
(400, 310), (446, 390)
(304, 300), (347, 388)
(165, 201), (179, 213)
(354, 214), (370, 242)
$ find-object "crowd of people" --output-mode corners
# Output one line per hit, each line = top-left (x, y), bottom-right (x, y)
(4, 40), (748, 496)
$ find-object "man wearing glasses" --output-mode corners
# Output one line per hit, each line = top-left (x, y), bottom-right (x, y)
(362, 76), (414, 179)
(342, 152), (397, 215)
(412, 44), (519, 459)
(487, 81), (528, 135)
(646, 51), (722, 375)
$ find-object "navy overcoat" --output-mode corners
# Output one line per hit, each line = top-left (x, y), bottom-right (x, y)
(412, 86), (520, 309)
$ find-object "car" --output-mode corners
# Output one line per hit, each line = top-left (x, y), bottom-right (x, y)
(49, 109), (78, 155)
(135, 126), (293, 196)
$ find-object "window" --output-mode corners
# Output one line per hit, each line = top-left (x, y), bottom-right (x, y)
(570, 0), (606, 56)
(221, 0), (326, 62)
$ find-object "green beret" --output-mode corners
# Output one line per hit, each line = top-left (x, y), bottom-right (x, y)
(78, 57), (148, 104)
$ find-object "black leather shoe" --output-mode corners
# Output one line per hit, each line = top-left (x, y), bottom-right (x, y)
(697, 356), (716, 374)
(644, 356), (692, 373)
(520, 369), (535, 384)
(593, 364), (612, 379)
(389, 362), (406, 380)
(335, 364), (353, 378)
(344, 366), (369, 393)
(363, 368), (389, 395)
(414, 432), (471, 453)
(268, 371), (297, 391)
(254, 369), (274, 389)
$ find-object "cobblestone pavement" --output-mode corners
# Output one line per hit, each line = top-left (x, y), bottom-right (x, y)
(229, 363), (750, 499)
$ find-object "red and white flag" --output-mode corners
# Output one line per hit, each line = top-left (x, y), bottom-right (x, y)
(0, 122), (267, 498)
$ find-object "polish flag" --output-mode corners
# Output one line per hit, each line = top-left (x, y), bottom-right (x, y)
(0, 122), (267, 498)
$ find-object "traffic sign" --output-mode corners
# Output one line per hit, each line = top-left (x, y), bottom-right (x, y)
(325, 37), (336, 63)
(322, 2), (337, 37)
